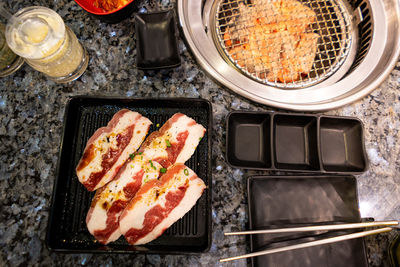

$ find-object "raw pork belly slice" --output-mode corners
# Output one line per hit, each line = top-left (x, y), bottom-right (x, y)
(86, 156), (162, 244)
(119, 164), (206, 245)
(85, 113), (206, 244)
(76, 109), (152, 191)
(139, 113), (206, 168)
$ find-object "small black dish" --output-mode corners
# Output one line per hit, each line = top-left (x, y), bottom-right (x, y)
(320, 117), (366, 172)
(248, 175), (368, 267)
(226, 113), (271, 168)
(135, 10), (181, 70)
(273, 114), (319, 171)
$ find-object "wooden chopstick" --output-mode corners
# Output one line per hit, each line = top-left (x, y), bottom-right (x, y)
(220, 226), (393, 262)
(224, 220), (399, 236)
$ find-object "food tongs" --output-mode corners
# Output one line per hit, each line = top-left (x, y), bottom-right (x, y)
(220, 220), (399, 262)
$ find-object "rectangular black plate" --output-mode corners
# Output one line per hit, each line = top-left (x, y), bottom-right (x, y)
(46, 96), (212, 254)
(248, 175), (368, 267)
(226, 111), (368, 174)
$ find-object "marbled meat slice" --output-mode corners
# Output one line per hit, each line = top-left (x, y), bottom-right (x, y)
(86, 113), (206, 244)
(76, 109), (152, 191)
(278, 31), (300, 82)
(295, 32), (320, 74)
(278, 0), (317, 34)
(278, 32), (320, 82)
(138, 113), (206, 168)
(119, 164), (206, 245)
(86, 156), (161, 244)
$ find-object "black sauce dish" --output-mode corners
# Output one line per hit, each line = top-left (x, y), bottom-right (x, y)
(135, 9), (181, 70)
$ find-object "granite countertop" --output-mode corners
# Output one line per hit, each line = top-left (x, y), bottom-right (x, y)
(1, 0), (400, 266)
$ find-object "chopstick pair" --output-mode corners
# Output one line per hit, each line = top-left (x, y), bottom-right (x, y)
(220, 220), (399, 262)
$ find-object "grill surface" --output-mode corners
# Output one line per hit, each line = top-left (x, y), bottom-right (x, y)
(46, 97), (212, 253)
(212, 0), (354, 88)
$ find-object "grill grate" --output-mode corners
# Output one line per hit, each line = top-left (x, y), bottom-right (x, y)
(213, 0), (353, 88)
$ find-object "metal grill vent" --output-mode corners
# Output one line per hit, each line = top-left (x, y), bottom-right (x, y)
(347, 0), (373, 73)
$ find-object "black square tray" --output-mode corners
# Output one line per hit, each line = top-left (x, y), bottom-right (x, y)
(226, 111), (368, 174)
(248, 175), (368, 267)
(46, 96), (212, 254)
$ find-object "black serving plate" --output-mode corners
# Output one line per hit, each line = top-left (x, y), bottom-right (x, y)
(248, 175), (368, 267)
(226, 111), (368, 174)
(135, 10), (181, 70)
(46, 96), (212, 254)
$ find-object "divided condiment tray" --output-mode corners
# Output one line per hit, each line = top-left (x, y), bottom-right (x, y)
(226, 111), (368, 174)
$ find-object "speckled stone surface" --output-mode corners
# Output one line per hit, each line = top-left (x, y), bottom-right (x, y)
(1, 0), (400, 266)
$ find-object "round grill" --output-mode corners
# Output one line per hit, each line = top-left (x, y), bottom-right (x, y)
(211, 0), (354, 89)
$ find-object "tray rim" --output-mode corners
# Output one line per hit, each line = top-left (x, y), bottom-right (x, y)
(225, 110), (369, 173)
(45, 95), (213, 254)
(247, 174), (369, 267)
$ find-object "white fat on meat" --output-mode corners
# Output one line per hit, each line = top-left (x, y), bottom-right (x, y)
(142, 114), (205, 164)
(119, 165), (206, 245)
(76, 110), (152, 191)
(86, 156), (161, 243)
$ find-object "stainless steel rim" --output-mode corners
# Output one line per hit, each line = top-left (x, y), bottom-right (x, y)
(178, 0), (400, 111)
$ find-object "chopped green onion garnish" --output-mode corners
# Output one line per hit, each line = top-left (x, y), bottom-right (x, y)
(160, 168), (167, 173)
(166, 140), (171, 147)
(149, 160), (157, 170)
(130, 152), (143, 160)
(184, 169), (189, 176)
